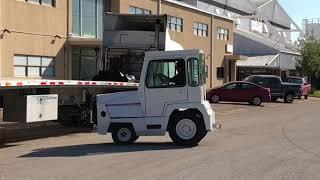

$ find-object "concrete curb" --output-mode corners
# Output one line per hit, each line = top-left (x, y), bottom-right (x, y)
(309, 96), (320, 100)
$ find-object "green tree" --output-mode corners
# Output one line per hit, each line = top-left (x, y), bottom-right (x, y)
(297, 39), (320, 78)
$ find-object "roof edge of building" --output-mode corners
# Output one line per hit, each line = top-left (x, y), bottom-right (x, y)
(164, 0), (235, 21)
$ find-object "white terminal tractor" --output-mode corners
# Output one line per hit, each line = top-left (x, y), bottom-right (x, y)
(96, 49), (216, 146)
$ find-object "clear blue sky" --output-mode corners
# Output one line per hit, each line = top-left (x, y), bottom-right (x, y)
(278, 0), (320, 40)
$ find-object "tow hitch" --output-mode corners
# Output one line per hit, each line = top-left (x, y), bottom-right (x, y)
(213, 123), (222, 129)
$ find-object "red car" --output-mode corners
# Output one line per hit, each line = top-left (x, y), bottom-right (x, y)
(286, 76), (312, 99)
(206, 81), (271, 106)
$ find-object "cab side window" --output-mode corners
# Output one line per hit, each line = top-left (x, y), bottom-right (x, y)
(188, 58), (200, 87)
(146, 59), (186, 88)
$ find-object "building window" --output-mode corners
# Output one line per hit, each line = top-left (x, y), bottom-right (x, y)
(14, 55), (55, 77)
(25, 0), (56, 6)
(217, 67), (224, 79)
(72, 0), (104, 38)
(194, 22), (208, 37)
(72, 47), (98, 80)
(217, 27), (229, 41)
(128, 6), (151, 15)
(167, 15), (183, 32)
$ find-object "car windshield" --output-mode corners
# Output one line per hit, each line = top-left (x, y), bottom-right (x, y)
(287, 78), (303, 84)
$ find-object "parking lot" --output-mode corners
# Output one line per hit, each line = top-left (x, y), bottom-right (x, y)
(1, 98), (320, 180)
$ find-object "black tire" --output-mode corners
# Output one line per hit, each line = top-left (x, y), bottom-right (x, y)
(168, 114), (207, 146)
(111, 125), (136, 145)
(304, 95), (308, 99)
(271, 97), (278, 102)
(251, 96), (262, 106)
(284, 94), (294, 103)
(211, 94), (220, 103)
(91, 101), (97, 125)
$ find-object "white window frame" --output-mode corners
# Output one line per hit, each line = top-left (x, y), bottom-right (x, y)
(217, 27), (229, 41)
(167, 15), (183, 32)
(72, 0), (103, 38)
(128, 6), (151, 15)
(25, 0), (56, 7)
(194, 22), (208, 37)
(14, 55), (55, 78)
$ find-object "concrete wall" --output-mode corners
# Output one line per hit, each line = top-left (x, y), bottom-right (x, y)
(0, 0), (68, 79)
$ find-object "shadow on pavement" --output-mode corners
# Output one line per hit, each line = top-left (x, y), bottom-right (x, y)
(19, 142), (188, 158)
(0, 121), (91, 144)
(0, 144), (17, 149)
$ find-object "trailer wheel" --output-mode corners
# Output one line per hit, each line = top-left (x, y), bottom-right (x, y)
(169, 114), (207, 146)
(111, 125), (137, 145)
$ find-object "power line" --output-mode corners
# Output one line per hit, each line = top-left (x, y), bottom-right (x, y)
(0, 28), (67, 39)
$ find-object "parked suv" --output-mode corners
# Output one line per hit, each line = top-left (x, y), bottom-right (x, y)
(245, 75), (302, 103)
(286, 76), (311, 99)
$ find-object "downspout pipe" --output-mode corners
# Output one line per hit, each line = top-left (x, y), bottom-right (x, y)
(155, 0), (162, 50)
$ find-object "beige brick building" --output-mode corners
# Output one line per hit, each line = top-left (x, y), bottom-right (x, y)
(0, 0), (241, 88)
(0, 0), (68, 80)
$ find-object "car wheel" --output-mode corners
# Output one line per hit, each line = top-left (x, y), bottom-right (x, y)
(169, 115), (207, 146)
(211, 94), (220, 103)
(284, 94), (294, 103)
(252, 96), (262, 106)
(111, 125), (136, 145)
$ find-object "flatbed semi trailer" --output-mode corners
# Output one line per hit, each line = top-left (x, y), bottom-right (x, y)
(0, 79), (138, 125)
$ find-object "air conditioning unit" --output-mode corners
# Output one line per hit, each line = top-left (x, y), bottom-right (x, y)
(225, 44), (233, 53)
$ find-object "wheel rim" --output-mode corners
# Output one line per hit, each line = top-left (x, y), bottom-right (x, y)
(253, 97), (261, 105)
(117, 128), (131, 142)
(286, 94), (294, 102)
(176, 119), (197, 140)
(212, 95), (220, 103)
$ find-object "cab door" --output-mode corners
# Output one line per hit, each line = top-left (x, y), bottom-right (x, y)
(144, 59), (188, 117)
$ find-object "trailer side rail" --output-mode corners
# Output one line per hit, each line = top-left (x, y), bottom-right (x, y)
(0, 80), (139, 89)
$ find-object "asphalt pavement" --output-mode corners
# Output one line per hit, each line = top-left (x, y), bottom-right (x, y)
(0, 98), (320, 180)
